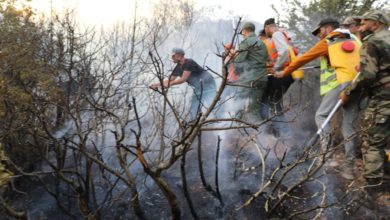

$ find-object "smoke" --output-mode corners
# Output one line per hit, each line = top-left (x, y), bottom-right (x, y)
(8, 3), (381, 219)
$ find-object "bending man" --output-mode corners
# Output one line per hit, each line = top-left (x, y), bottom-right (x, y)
(150, 48), (216, 120)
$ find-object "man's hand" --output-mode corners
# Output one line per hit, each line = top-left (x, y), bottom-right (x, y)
(149, 80), (171, 90)
(267, 69), (275, 76)
(339, 91), (350, 105)
(275, 71), (286, 78)
(163, 81), (170, 88)
(149, 83), (160, 90)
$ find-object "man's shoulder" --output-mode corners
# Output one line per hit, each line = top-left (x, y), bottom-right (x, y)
(370, 29), (390, 42)
(239, 36), (262, 48)
(272, 31), (285, 38)
(375, 29), (390, 37)
(184, 58), (197, 65)
(241, 35), (254, 43)
(248, 35), (263, 45)
(365, 29), (390, 49)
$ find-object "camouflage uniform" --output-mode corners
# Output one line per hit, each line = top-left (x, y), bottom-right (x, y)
(344, 11), (390, 180)
(234, 26), (269, 119)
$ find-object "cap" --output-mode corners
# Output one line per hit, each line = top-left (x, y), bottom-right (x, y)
(312, 17), (339, 36)
(342, 17), (357, 26)
(264, 18), (276, 26)
(352, 16), (362, 25)
(171, 48), (185, 55)
(360, 10), (390, 25)
(240, 22), (255, 33)
(355, 13), (365, 20)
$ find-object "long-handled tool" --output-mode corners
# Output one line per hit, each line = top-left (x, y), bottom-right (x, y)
(304, 72), (361, 148)
(268, 65), (320, 76)
(304, 99), (342, 148)
(299, 65), (320, 70)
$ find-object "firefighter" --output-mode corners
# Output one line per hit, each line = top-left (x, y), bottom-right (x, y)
(262, 18), (295, 137)
(233, 22), (269, 120)
(149, 48), (216, 120)
(258, 28), (273, 59)
(340, 10), (390, 188)
(276, 18), (361, 180)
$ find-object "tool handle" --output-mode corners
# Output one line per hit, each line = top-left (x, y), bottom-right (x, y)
(299, 65), (320, 70)
(316, 100), (342, 135)
(315, 72), (361, 135)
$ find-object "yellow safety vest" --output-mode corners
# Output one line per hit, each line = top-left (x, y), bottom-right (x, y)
(320, 57), (338, 96)
(320, 35), (361, 96)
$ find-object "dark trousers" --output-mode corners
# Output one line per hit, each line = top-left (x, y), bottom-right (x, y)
(261, 75), (293, 117)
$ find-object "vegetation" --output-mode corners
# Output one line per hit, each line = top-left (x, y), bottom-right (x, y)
(275, 0), (389, 50)
(0, 0), (387, 219)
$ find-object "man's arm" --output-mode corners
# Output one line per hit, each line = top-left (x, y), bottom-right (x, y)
(277, 38), (328, 77)
(165, 71), (190, 87)
(272, 31), (290, 71)
(351, 42), (379, 88)
(340, 42), (379, 103)
(149, 75), (177, 89)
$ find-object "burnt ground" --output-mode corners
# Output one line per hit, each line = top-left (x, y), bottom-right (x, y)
(140, 126), (390, 220)
(2, 72), (389, 219)
(3, 127), (389, 220)
(125, 128), (390, 220)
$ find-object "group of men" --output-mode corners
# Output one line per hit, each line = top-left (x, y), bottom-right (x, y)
(277, 11), (389, 190)
(232, 18), (295, 136)
(150, 10), (390, 192)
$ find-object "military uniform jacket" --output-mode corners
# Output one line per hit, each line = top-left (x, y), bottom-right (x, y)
(347, 28), (390, 116)
(234, 33), (269, 84)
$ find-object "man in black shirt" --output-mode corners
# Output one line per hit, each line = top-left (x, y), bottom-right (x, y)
(150, 48), (216, 120)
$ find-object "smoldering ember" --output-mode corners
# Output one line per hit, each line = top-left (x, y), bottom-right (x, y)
(0, 0), (389, 219)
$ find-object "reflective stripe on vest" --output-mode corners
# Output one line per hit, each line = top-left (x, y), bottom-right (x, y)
(320, 57), (339, 96)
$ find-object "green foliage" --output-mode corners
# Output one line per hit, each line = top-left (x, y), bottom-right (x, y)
(275, 0), (389, 50)
(0, 0), (61, 167)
